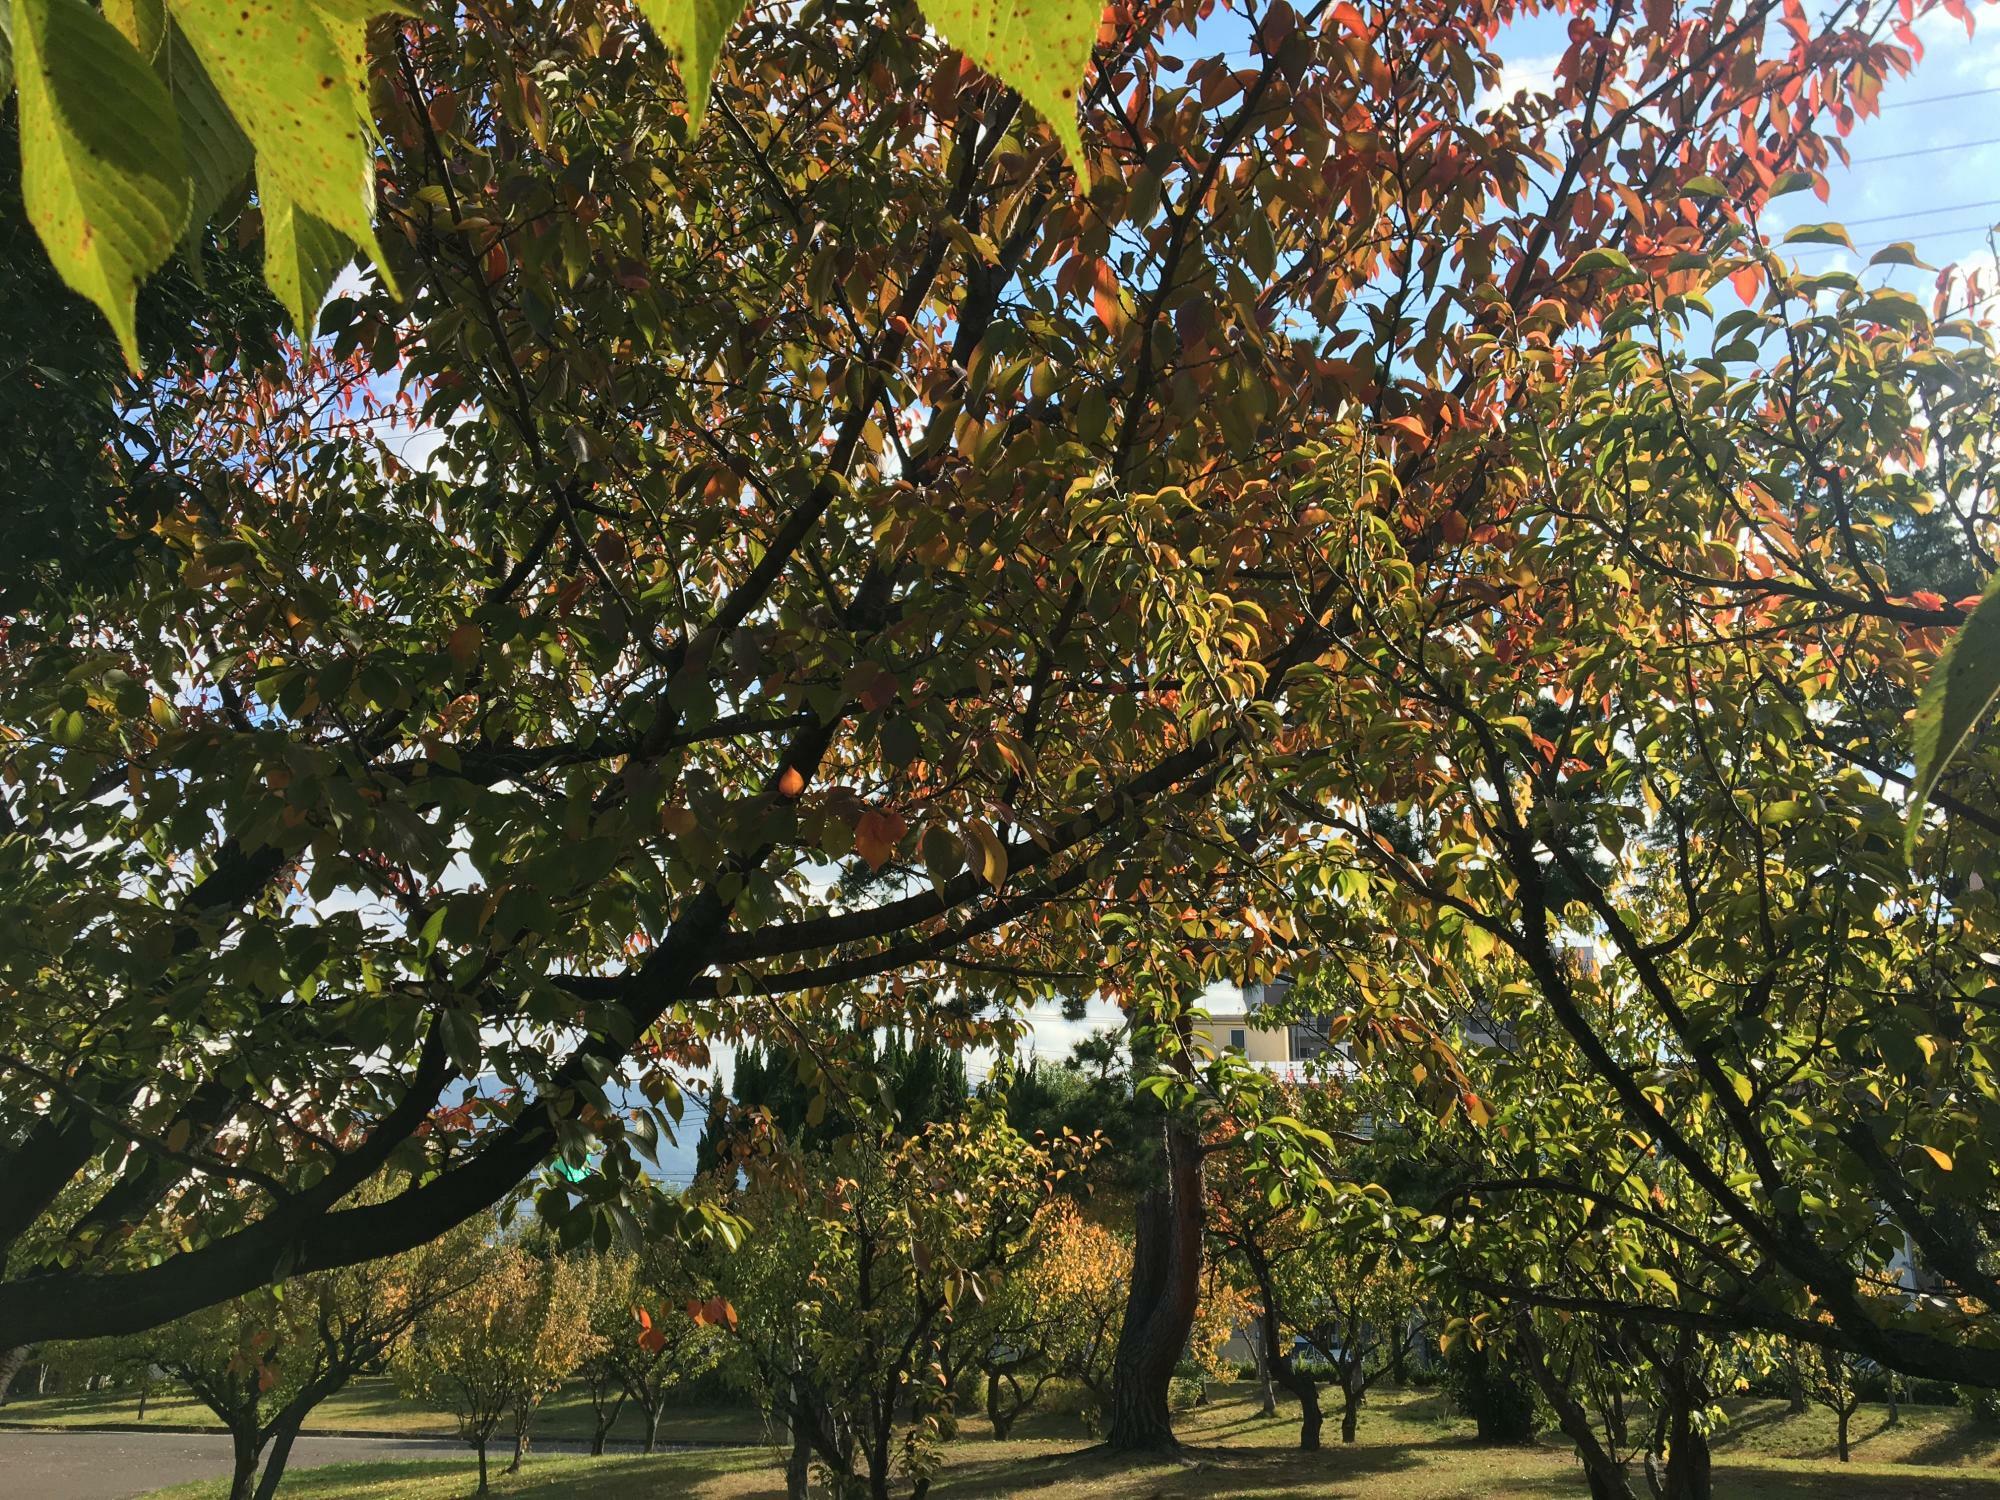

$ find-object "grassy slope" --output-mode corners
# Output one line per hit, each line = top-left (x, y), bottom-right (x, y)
(125, 1383), (2000, 1499)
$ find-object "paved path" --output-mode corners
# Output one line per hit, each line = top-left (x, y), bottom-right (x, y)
(0, 1429), (468, 1500)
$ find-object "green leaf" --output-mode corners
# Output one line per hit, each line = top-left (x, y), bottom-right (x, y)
(161, 19), (252, 244)
(1869, 241), (1932, 269)
(635, 0), (749, 130)
(260, 172), (350, 333)
(915, 0), (1098, 187)
(165, 0), (397, 293)
(101, 0), (163, 57)
(1782, 223), (1853, 250)
(14, 0), (191, 369)
(1907, 571), (2000, 857)
(1569, 247), (1633, 276)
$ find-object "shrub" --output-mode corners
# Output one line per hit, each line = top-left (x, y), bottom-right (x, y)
(1444, 1342), (1540, 1444)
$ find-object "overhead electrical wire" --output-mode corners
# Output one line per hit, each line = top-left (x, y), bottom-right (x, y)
(1844, 135), (2000, 165)
(1834, 197), (2000, 229)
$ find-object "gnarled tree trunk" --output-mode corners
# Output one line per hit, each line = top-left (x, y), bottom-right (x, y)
(225, 1426), (261, 1500)
(1644, 1342), (1711, 1500)
(1107, 1115), (1203, 1452)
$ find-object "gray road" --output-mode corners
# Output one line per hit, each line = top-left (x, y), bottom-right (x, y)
(0, 1429), (468, 1500)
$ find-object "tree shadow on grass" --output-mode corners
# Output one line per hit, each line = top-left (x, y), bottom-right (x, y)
(932, 1439), (1434, 1498)
(1896, 1420), (2000, 1471)
(1713, 1462), (2000, 1499)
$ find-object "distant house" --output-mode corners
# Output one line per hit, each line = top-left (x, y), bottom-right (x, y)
(1188, 976), (1328, 1079)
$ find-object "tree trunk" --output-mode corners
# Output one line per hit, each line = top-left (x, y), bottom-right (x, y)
(137, 1370), (151, 1421)
(1243, 1241), (1320, 1451)
(785, 1395), (813, 1500)
(475, 1437), (490, 1495)
(0, 1345), (25, 1405)
(226, 1427), (262, 1500)
(252, 1417), (305, 1500)
(1107, 1115), (1203, 1452)
(507, 1422), (528, 1474)
(1251, 1322), (1278, 1417)
(1887, 1375), (1901, 1427)
(1341, 1386), (1361, 1444)
(1837, 1407), (1851, 1462)
(1663, 1393), (1711, 1500)
(645, 1398), (664, 1455)
(867, 1411), (894, 1500)
(985, 1369), (1017, 1439)
(1514, 1318), (1636, 1500)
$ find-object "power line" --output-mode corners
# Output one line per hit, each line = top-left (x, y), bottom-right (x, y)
(1880, 85), (2000, 110)
(1845, 136), (2000, 166)
(1790, 221), (1998, 255)
(1836, 197), (2000, 229)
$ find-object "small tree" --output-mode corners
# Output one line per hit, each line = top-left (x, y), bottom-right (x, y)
(1442, 1330), (1540, 1446)
(398, 1246), (596, 1492)
(715, 1108), (1094, 1499)
(1805, 1341), (1866, 1464)
(1281, 1254), (1421, 1444)
(974, 1204), (1128, 1436)
(580, 1242), (722, 1454)
(1186, 1277), (1255, 1407)
(140, 1218), (484, 1500)
(577, 1252), (639, 1455)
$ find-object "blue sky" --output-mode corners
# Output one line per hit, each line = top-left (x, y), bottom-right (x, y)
(1489, 5), (2000, 290)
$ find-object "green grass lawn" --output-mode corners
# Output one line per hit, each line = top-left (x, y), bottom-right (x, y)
(1, 1372), (769, 1447)
(113, 1382), (2000, 1499)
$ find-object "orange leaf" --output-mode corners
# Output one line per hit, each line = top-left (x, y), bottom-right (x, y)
(853, 809), (907, 869)
(1090, 259), (1126, 336)
(777, 766), (806, 799)
(1383, 414), (1428, 446)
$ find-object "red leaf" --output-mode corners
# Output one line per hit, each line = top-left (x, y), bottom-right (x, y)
(1383, 414), (1429, 446)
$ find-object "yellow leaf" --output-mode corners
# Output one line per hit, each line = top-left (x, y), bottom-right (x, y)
(966, 820), (1008, 890)
(167, 0), (401, 302)
(635, 0), (750, 128)
(915, 0), (1098, 188)
(1920, 1145), (1953, 1172)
